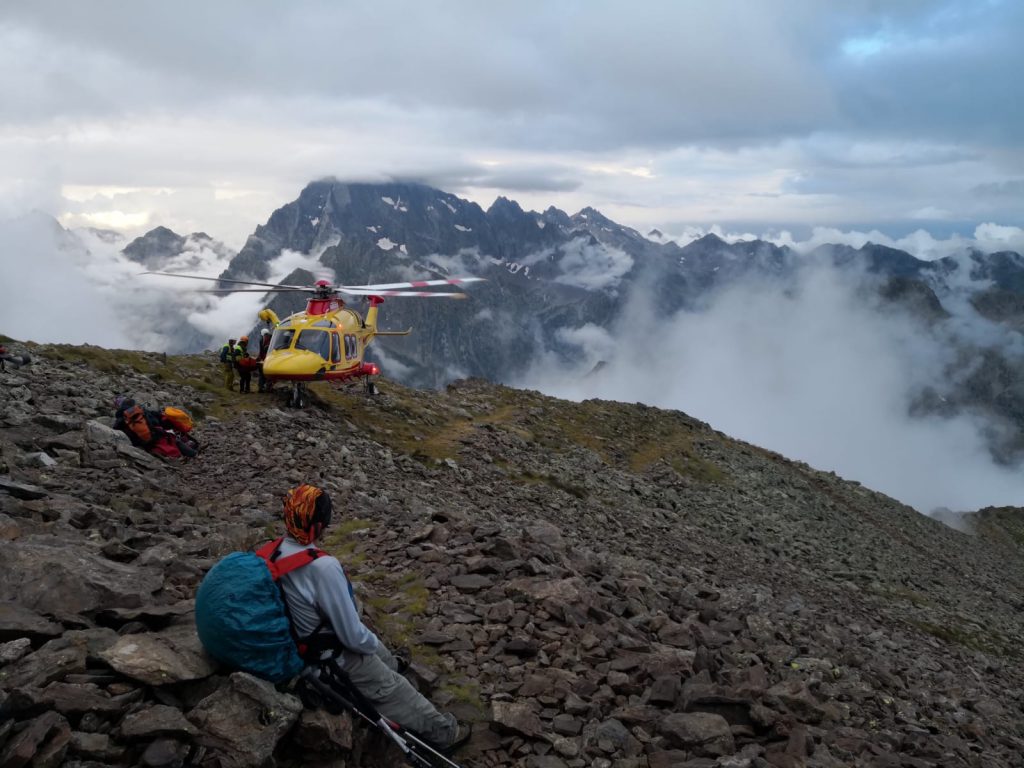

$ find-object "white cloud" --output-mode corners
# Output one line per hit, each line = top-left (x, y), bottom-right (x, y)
(553, 237), (633, 291)
(0, 213), (335, 352)
(186, 249), (334, 342)
(0, 4), (1018, 246)
(523, 263), (1024, 514)
(655, 222), (1024, 262)
(0, 214), (131, 346)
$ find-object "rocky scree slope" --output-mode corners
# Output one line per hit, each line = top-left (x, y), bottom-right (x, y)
(0, 340), (1023, 767)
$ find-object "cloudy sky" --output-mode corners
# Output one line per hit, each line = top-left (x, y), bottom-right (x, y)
(2, 0), (1022, 248)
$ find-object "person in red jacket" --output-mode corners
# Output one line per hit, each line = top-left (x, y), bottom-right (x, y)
(236, 335), (256, 394)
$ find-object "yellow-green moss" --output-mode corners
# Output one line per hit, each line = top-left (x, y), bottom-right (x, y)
(908, 619), (1016, 658)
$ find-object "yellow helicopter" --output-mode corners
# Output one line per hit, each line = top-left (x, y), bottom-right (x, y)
(145, 272), (483, 406)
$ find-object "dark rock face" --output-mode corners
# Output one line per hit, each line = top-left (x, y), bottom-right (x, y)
(123, 227), (187, 268)
(1, 343), (1024, 766)
(122, 227), (234, 274)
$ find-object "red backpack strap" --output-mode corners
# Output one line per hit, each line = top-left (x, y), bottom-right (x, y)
(264, 545), (324, 581)
(254, 538), (324, 580)
(255, 537), (284, 562)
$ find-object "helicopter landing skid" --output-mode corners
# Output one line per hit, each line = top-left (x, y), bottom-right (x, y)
(364, 378), (378, 396)
(287, 382), (309, 409)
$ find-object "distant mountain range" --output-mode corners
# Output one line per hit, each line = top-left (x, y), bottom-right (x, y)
(89, 180), (1024, 462)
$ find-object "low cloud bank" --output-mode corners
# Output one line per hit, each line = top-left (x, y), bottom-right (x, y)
(0, 213), (329, 352)
(522, 264), (1024, 514)
(653, 222), (1024, 262)
(0, 214), (131, 347)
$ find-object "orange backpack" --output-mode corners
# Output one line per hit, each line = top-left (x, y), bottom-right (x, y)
(161, 407), (194, 433)
(123, 405), (154, 445)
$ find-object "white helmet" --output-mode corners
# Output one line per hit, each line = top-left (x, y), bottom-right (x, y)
(261, 328), (271, 336)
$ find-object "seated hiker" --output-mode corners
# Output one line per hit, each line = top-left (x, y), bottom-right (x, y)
(275, 484), (471, 751)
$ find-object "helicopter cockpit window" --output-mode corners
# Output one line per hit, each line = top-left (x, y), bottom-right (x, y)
(295, 329), (331, 358)
(330, 332), (341, 363)
(270, 328), (295, 351)
(345, 334), (358, 359)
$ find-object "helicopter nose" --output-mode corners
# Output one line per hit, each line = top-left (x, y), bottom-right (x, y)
(262, 350), (325, 378)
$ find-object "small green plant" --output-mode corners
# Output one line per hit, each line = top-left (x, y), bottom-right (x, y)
(439, 680), (486, 717)
(908, 619), (1017, 658)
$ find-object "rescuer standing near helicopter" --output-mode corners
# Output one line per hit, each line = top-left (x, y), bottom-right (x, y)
(257, 328), (273, 392)
(219, 337), (243, 390)
(236, 335), (256, 394)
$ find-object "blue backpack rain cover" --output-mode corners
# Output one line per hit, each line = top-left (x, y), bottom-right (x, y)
(194, 538), (320, 683)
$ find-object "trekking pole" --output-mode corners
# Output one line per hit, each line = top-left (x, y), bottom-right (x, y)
(300, 665), (464, 768)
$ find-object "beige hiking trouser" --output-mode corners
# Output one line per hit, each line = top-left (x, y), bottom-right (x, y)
(335, 644), (457, 747)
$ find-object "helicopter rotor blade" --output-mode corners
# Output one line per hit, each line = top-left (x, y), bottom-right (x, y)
(142, 271), (309, 290)
(192, 288), (312, 293)
(338, 277), (486, 291)
(337, 288), (469, 298)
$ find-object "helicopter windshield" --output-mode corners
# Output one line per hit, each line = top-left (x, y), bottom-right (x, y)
(270, 328), (295, 351)
(295, 329), (331, 358)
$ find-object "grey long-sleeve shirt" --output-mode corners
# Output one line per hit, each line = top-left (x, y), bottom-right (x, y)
(276, 536), (380, 657)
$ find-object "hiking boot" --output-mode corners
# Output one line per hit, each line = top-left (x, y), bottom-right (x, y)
(394, 646), (412, 674)
(442, 723), (473, 756)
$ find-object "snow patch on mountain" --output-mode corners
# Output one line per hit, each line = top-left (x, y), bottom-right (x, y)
(381, 196), (409, 213)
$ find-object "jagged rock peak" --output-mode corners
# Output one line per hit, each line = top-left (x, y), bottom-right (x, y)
(692, 232), (725, 246)
(541, 205), (572, 227)
(486, 196), (525, 216)
(122, 226), (187, 265)
(573, 206), (613, 224)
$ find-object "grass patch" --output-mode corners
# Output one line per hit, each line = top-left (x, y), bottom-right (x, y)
(526, 400), (729, 485)
(34, 344), (271, 421)
(908, 619), (1017, 658)
(323, 518), (373, 563)
(871, 584), (931, 608)
(971, 508), (1024, 554)
(519, 469), (588, 499)
(439, 680), (486, 717)
(361, 574), (435, 662)
(314, 383), (523, 464)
